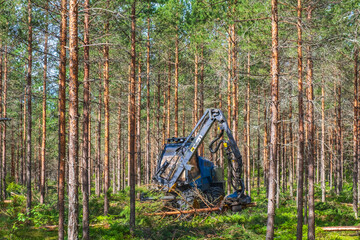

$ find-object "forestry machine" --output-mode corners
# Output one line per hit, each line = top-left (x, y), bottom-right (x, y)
(152, 108), (251, 212)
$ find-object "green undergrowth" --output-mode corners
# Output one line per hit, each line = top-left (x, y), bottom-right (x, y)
(1, 182), (360, 239)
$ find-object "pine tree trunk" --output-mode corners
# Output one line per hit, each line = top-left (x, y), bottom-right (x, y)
(174, 32), (179, 138)
(257, 95), (261, 195)
(263, 90), (269, 194)
(103, 0), (110, 214)
(194, 52), (198, 126)
(306, 7), (315, 237)
(246, 52), (251, 196)
(23, 93), (27, 185)
(67, 0), (79, 237)
(296, 0), (305, 238)
(353, 49), (358, 218)
(117, 100), (122, 191)
(289, 90), (294, 198)
(96, 87), (102, 196)
(227, 28), (232, 127)
(199, 46), (205, 156)
(136, 52), (142, 186)
(167, 54), (171, 139)
(19, 99), (23, 185)
(0, 45), (2, 199)
(40, 2), (48, 205)
(336, 85), (342, 194)
(11, 130), (15, 180)
(145, 2), (151, 184)
(1, 45), (7, 199)
(266, 0), (279, 238)
(129, 0), (137, 229)
(82, 0), (90, 236)
(26, 0), (33, 215)
(58, 0), (67, 237)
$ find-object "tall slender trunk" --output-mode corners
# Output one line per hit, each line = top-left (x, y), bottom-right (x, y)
(11, 130), (15, 180)
(257, 95), (261, 195)
(136, 52), (142, 185)
(88, 84), (92, 195)
(58, 0), (67, 237)
(26, 0), (33, 215)
(2, 45), (7, 199)
(265, 0), (279, 238)
(263, 90), (268, 193)
(162, 90), (166, 145)
(174, 32), (179, 138)
(199, 46), (205, 156)
(145, 1), (151, 184)
(231, 23), (238, 141)
(67, 0), (79, 237)
(96, 87), (102, 196)
(330, 130), (333, 189)
(82, 0), (90, 237)
(194, 52), (198, 126)
(306, 7), (315, 238)
(22, 94), (26, 185)
(336, 85), (342, 194)
(167, 53), (171, 138)
(353, 49), (358, 217)
(129, 0), (137, 229)
(40, 2), (48, 205)
(19, 99), (23, 185)
(289, 89), (294, 198)
(246, 52), (251, 196)
(103, 0), (110, 214)
(227, 28), (232, 127)
(296, 0), (305, 238)
(117, 99), (122, 191)
(320, 77), (326, 202)
(0, 45), (2, 199)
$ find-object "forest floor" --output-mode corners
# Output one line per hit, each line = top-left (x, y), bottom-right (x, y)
(1, 182), (360, 239)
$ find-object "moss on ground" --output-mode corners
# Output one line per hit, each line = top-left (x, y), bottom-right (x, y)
(1, 183), (360, 239)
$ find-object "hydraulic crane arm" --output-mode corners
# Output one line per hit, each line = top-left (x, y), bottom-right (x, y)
(154, 108), (245, 196)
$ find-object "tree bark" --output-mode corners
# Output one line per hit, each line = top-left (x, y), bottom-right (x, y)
(296, 1), (305, 238)
(82, 0), (90, 237)
(2, 45), (7, 199)
(103, 0), (110, 215)
(199, 46), (205, 156)
(353, 49), (358, 218)
(227, 28), (232, 127)
(26, 0), (33, 215)
(174, 31), (179, 138)
(246, 52), (251, 196)
(265, 0), (279, 238)
(257, 95), (261, 195)
(136, 51), (142, 186)
(129, 0), (137, 229)
(336, 85), (342, 194)
(145, 1), (151, 184)
(194, 51), (199, 126)
(117, 99), (122, 191)
(96, 83), (102, 196)
(289, 89), (294, 198)
(263, 90), (268, 193)
(40, 1), (48, 205)
(306, 7), (315, 238)
(22, 94), (26, 185)
(67, 0), (79, 237)
(58, 0), (67, 237)
(167, 53), (171, 139)
(0, 44), (2, 199)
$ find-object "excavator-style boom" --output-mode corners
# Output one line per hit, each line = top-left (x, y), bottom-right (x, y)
(153, 108), (251, 211)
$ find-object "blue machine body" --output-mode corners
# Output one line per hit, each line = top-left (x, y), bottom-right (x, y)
(190, 156), (215, 191)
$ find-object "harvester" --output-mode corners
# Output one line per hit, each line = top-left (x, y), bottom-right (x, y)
(152, 108), (251, 212)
